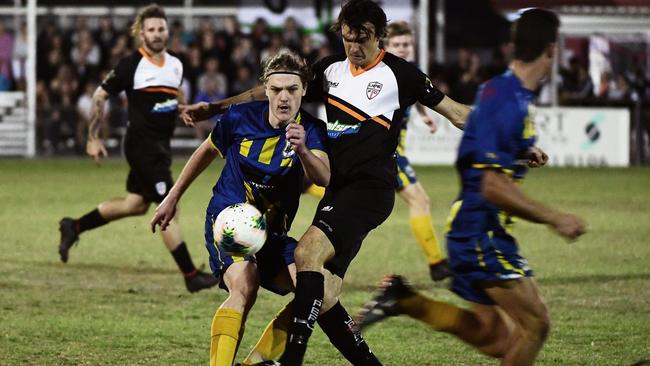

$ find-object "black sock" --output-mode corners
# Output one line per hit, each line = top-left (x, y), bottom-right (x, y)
(77, 208), (108, 234)
(170, 242), (197, 276)
(318, 301), (382, 366)
(280, 271), (324, 366)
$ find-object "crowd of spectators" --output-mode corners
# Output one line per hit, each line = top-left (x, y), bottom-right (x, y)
(0, 14), (648, 155)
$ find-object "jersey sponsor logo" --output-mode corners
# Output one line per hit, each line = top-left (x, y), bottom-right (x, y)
(152, 98), (178, 113)
(366, 81), (383, 99)
(155, 181), (167, 196)
(328, 81), (339, 88)
(326, 120), (360, 139)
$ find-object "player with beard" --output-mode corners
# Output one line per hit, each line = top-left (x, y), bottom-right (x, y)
(57, 4), (218, 293)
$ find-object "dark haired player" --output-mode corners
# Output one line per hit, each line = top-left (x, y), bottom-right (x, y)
(357, 9), (586, 366)
(57, 4), (217, 292)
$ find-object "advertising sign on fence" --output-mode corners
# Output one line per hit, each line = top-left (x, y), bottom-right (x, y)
(405, 107), (630, 167)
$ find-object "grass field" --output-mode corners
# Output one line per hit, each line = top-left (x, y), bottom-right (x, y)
(1, 158), (649, 365)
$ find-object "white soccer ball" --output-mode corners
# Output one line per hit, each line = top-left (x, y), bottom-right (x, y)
(213, 203), (267, 256)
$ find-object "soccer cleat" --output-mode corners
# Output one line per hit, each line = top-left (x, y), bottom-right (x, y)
(355, 275), (414, 329)
(184, 270), (219, 293)
(429, 259), (453, 282)
(58, 217), (79, 263)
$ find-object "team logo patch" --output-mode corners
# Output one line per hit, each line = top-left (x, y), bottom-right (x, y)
(282, 140), (295, 158)
(155, 181), (167, 196)
(366, 81), (383, 100)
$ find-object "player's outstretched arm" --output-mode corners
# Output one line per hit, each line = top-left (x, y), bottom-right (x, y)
(86, 87), (110, 164)
(179, 85), (266, 125)
(151, 139), (220, 232)
(433, 95), (471, 130)
(481, 168), (586, 241)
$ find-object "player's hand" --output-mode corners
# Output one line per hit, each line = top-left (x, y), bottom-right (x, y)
(86, 138), (108, 164)
(550, 213), (586, 241)
(285, 121), (307, 154)
(527, 146), (549, 168)
(150, 194), (178, 233)
(179, 102), (210, 126)
(421, 114), (438, 134)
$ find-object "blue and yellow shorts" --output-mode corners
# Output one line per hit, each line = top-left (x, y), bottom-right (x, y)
(204, 213), (297, 295)
(446, 232), (533, 305)
(395, 152), (418, 190)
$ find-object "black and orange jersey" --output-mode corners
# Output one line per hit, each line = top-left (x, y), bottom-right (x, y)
(101, 48), (183, 140)
(305, 51), (445, 188)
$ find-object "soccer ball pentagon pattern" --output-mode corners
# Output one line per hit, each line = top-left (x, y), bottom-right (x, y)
(213, 203), (267, 256)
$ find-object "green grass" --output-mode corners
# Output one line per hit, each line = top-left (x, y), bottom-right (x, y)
(1, 158), (649, 365)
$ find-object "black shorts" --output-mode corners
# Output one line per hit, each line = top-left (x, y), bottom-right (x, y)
(312, 182), (394, 278)
(123, 135), (173, 203)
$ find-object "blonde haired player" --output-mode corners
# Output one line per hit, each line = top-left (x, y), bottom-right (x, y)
(384, 21), (458, 280)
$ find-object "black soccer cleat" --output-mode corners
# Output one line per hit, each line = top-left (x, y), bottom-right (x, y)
(355, 274), (415, 330)
(184, 270), (219, 293)
(58, 217), (79, 263)
(429, 259), (453, 282)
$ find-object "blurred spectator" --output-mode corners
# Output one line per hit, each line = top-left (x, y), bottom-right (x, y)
(192, 76), (225, 140)
(450, 51), (481, 104)
(0, 20), (14, 90)
(12, 21), (27, 91)
(283, 17), (303, 52)
(251, 18), (272, 53)
(170, 19), (194, 47)
(608, 74), (633, 102)
(94, 16), (118, 68)
(230, 64), (257, 96)
(560, 57), (594, 103)
(77, 80), (110, 142)
(197, 57), (228, 98)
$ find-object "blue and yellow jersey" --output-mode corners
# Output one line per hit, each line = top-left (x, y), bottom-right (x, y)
(447, 70), (536, 238)
(207, 101), (328, 234)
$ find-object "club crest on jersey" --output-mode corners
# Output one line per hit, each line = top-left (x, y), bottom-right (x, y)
(366, 81), (383, 100)
(282, 140), (295, 158)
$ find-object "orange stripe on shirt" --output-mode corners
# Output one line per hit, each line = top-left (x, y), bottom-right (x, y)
(327, 98), (390, 130)
(141, 87), (178, 95)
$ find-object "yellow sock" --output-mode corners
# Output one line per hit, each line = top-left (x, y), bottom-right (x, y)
(399, 293), (465, 332)
(211, 308), (243, 366)
(409, 214), (444, 264)
(305, 184), (325, 199)
(241, 303), (292, 365)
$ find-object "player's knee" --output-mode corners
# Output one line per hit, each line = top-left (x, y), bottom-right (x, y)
(521, 309), (551, 343)
(227, 281), (260, 310)
(123, 198), (149, 215)
(294, 240), (327, 271)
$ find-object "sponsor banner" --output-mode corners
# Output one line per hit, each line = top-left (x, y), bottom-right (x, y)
(405, 107), (630, 167)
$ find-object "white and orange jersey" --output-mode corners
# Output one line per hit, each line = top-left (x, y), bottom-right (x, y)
(305, 51), (444, 188)
(101, 48), (183, 139)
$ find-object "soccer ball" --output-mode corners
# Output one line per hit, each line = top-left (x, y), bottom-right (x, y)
(213, 203), (267, 256)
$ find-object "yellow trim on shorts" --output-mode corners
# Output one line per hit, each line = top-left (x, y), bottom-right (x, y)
(445, 200), (463, 233)
(495, 249), (525, 276)
(397, 170), (410, 188)
(472, 163), (514, 175)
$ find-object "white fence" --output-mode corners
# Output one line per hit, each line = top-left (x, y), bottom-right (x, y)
(0, 92), (30, 156)
(405, 106), (630, 167)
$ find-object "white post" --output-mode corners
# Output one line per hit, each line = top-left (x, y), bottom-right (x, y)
(435, 0), (445, 64)
(184, 0), (192, 31)
(26, 0), (36, 157)
(418, 0), (429, 71)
